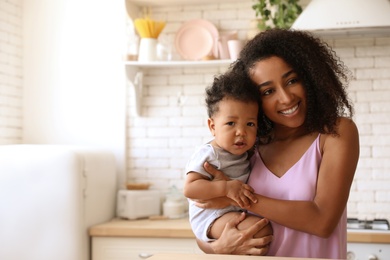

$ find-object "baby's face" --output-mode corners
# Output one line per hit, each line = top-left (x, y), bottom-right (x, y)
(208, 98), (258, 155)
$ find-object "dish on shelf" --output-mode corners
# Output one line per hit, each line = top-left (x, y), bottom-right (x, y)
(218, 30), (238, 59)
(175, 19), (219, 60)
(191, 19), (219, 57)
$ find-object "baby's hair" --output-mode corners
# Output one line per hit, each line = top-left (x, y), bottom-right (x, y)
(205, 71), (260, 118)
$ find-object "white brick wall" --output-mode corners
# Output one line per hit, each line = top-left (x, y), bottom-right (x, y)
(331, 36), (390, 220)
(126, 1), (390, 221)
(0, 0), (23, 144)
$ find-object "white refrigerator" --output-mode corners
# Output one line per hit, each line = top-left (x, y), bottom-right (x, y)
(0, 145), (118, 260)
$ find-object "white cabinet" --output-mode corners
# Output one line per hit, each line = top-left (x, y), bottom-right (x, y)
(92, 237), (203, 260)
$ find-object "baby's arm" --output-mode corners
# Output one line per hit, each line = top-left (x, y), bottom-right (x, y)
(184, 171), (256, 208)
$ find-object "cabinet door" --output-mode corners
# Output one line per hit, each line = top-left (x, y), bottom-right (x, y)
(92, 237), (203, 260)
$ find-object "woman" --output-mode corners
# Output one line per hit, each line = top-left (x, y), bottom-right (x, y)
(195, 29), (359, 259)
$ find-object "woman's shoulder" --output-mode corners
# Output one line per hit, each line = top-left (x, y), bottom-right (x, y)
(322, 117), (358, 136)
(321, 117), (359, 147)
(335, 117), (358, 136)
(337, 116), (357, 126)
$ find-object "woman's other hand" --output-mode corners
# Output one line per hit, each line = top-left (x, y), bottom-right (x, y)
(197, 212), (273, 255)
(194, 162), (234, 209)
(203, 161), (257, 207)
(204, 161), (230, 181)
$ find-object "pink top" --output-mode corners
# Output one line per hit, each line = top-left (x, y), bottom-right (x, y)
(248, 135), (347, 259)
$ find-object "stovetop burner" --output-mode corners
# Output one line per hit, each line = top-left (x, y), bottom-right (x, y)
(347, 218), (390, 230)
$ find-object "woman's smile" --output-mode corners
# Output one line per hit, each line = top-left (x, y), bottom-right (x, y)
(279, 103), (300, 115)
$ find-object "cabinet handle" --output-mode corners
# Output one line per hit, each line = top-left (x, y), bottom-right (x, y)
(138, 252), (153, 259)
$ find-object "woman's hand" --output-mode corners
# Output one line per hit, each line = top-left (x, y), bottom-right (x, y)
(204, 161), (230, 181)
(197, 212), (273, 255)
(199, 162), (257, 208)
(192, 162), (234, 209)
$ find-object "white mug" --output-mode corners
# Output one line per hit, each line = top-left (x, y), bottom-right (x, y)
(227, 39), (244, 60)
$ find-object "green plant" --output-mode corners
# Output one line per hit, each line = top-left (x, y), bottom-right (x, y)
(252, 0), (302, 30)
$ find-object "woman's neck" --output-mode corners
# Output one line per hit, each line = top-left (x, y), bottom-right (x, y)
(272, 125), (309, 142)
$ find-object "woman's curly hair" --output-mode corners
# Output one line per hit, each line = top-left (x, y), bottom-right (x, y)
(231, 29), (354, 140)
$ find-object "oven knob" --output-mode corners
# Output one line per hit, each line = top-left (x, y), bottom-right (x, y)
(346, 251), (355, 260)
(368, 255), (378, 260)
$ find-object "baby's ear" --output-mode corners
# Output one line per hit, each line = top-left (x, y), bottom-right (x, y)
(207, 118), (216, 136)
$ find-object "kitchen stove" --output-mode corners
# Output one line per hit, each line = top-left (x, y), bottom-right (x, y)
(347, 218), (390, 260)
(347, 218), (390, 231)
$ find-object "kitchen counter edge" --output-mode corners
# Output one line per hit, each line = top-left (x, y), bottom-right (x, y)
(89, 218), (390, 243)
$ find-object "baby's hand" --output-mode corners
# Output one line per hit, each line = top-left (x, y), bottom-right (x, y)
(226, 180), (257, 208)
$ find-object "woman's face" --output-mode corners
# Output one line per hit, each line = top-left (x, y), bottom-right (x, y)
(250, 56), (307, 130)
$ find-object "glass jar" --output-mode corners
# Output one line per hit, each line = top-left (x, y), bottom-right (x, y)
(163, 186), (186, 219)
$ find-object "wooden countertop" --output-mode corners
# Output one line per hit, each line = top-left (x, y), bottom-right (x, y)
(89, 218), (390, 243)
(347, 229), (390, 243)
(148, 253), (333, 260)
(89, 217), (195, 238)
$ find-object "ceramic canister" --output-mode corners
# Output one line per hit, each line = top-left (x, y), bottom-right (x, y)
(138, 38), (157, 62)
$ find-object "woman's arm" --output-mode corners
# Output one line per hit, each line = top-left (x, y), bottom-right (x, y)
(203, 118), (359, 238)
(197, 212), (273, 255)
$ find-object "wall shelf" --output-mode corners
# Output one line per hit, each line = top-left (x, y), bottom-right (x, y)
(125, 59), (233, 68)
(127, 0), (240, 7)
(125, 59), (233, 116)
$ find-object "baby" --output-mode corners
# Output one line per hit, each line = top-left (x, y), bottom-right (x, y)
(184, 70), (272, 242)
